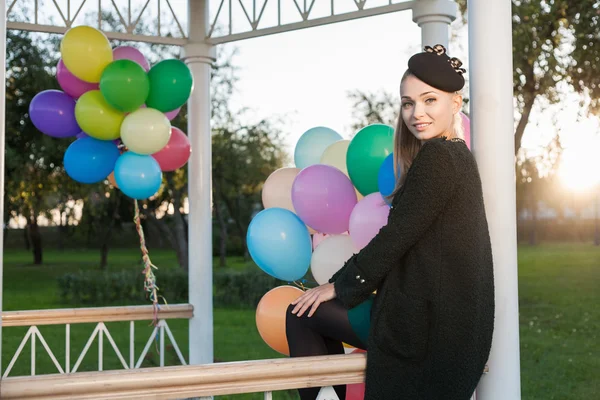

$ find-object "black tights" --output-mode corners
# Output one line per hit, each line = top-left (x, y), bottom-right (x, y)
(285, 299), (368, 400)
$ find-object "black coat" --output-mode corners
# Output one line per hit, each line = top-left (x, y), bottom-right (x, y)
(330, 137), (495, 400)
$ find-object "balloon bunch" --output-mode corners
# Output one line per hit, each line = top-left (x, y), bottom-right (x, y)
(29, 25), (192, 200)
(249, 118), (472, 358)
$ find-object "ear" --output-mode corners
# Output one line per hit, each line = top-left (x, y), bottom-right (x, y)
(452, 93), (463, 115)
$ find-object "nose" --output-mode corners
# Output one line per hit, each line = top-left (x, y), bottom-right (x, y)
(413, 101), (426, 119)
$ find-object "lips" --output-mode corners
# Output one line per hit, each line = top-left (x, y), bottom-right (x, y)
(413, 122), (432, 131)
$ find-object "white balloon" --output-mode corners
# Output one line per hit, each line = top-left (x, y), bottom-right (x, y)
(311, 235), (358, 285)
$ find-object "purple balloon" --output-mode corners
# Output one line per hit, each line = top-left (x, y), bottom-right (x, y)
(56, 59), (99, 99)
(29, 90), (81, 138)
(113, 46), (150, 71)
(164, 107), (181, 121)
(76, 132), (88, 139)
(291, 164), (358, 234)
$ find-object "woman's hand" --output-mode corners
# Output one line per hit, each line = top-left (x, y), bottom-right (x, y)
(290, 283), (337, 317)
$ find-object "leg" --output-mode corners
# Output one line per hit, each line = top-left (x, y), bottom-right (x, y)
(286, 298), (368, 400)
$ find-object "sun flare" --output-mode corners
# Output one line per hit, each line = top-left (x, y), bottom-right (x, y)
(558, 137), (600, 192)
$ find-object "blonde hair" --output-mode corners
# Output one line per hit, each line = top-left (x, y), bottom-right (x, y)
(388, 69), (464, 200)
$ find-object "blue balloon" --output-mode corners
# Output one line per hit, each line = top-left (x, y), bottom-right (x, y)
(377, 153), (401, 204)
(114, 152), (162, 199)
(247, 207), (312, 281)
(294, 126), (343, 169)
(64, 137), (120, 184)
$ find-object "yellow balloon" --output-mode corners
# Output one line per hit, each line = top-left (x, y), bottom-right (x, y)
(320, 140), (362, 199)
(60, 26), (113, 83)
(121, 108), (171, 155)
(75, 90), (125, 140)
(320, 140), (351, 175)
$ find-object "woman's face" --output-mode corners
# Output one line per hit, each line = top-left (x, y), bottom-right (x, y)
(400, 74), (462, 142)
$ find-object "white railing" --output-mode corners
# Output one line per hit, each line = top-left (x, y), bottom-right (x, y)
(1, 304), (193, 377)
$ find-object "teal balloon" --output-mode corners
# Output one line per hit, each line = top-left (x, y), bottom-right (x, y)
(294, 126), (343, 169)
(347, 124), (394, 196)
(146, 59), (193, 112)
(247, 207), (312, 281)
(114, 152), (163, 200)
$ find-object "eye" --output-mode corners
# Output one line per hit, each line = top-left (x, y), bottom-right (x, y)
(401, 102), (413, 109)
(425, 98), (436, 104)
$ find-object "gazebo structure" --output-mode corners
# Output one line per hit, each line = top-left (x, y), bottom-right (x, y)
(0, 0), (520, 399)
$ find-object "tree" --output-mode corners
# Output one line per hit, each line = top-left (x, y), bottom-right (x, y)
(4, 30), (65, 264)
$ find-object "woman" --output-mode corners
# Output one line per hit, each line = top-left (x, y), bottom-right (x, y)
(285, 44), (495, 400)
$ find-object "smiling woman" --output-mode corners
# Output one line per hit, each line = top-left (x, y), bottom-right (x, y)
(558, 135), (600, 192)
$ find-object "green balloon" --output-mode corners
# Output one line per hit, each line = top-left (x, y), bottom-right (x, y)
(99, 60), (149, 112)
(346, 124), (395, 196)
(146, 59), (193, 112)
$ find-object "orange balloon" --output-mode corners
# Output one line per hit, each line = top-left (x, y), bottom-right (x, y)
(108, 171), (118, 188)
(256, 285), (304, 355)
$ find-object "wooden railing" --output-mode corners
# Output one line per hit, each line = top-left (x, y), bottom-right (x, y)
(1, 304), (193, 377)
(0, 353), (367, 399)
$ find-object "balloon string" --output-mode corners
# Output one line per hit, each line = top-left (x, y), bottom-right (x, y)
(134, 200), (162, 326)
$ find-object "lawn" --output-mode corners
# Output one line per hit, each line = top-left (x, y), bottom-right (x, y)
(2, 243), (599, 399)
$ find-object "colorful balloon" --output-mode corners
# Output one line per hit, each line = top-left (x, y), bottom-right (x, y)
(294, 126), (343, 169)
(291, 164), (357, 234)
(164, 107), (181, 121)
(99, 60), (150, 112)
(247, 207), (312, 281)
(349, 193), (390, 250)
(320, 139), (351, 175)
(151, 127), (191, 171)
(346, 124), (394, 196)
(255, 286), (304, 355)
(346, 349), (367, 399)
(261, 167), (301, 212)
(29, 90), (81, 138)
(63, 137), (120, 183)
(114, 152), (163, 199)
(311, 235), (359, 285)
(60, 26), (112, 83)
(75, 90), (125, 140)
(56, 59), (99, 99)
(460, 112), (471, 149)
(120, 108), (171, 155)
(112, 46), (150, 71)
(146, 59), (193, 112)
(377, 153), (401, 203)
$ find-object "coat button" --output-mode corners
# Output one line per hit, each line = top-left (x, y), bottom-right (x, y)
(355, 275), (360, 279)
(360, 279), (365, 283)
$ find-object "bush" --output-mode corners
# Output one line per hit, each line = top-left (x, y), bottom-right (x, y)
(57, 267), (291, 308)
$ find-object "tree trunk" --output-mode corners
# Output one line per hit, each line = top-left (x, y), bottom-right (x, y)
(514, 93), (536, 156)
(99, 194), (121, 270)
(23, 224), (30, 250)
(172, 200), (189, 271)
(27, 217), (43, 265)
(213, 183), (228, 268)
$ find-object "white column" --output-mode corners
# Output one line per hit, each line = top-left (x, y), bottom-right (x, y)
(0, 0), (7, 376)
(412, 0), (458, 48)
(469, 0), (521, 399)
(184, 0), (216, 366)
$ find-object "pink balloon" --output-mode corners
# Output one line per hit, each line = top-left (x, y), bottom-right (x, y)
(113, 46), (150, 71)
(349, 193), (390, 249)
(460, 112), (471, 149)
(164, 107), (181, 121)
(346, 349), (367, 400)
(152, 127), (191, 171)
(292, 164), (357, 234)
(56, 59), (98, 99)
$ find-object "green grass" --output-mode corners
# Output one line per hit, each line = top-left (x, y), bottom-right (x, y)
(2, 244), (599, 399)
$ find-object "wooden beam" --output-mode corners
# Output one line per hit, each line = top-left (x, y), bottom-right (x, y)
(1, 304), (193, 327)
(0, 353), (367, 399)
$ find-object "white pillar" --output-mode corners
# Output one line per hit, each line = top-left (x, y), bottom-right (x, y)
(469, 0), (521, 399)
(0, 0), (7, 376)
(184, 0), (216, 366)
(412, 0), (458, 48)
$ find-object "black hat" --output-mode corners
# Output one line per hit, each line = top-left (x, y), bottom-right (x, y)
(407, 44), (466, 92)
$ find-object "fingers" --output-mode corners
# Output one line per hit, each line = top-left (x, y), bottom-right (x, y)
(292, 291), (317, 317)
(307, 299), (322, 318)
